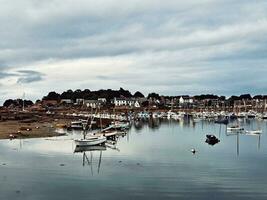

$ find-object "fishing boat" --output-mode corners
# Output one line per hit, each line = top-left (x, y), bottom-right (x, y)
(74, 135), (106, 147)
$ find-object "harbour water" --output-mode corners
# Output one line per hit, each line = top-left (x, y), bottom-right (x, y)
(1, 118), (267, 200)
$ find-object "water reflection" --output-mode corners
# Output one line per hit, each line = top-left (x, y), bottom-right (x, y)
(74, 145), (106, 175)
(225, 129), (261, 156)
(1, 118), (267, 200)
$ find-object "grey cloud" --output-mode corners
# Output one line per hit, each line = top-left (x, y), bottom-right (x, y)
(0, 0), (267, 99)
(16, 70), (44, 84)
(0, 72), (14, 79)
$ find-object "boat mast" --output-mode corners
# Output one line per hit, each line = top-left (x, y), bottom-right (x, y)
(22, 92), (25, 112)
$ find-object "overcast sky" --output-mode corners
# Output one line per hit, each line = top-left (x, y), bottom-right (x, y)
(0, 0), (267, 103)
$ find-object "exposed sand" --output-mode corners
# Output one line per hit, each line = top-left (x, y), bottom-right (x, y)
(0, 120), (67, 140)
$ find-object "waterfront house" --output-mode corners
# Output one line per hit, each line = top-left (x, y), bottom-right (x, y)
(179, 96), (194, 104)
(112, 98), (140, 108)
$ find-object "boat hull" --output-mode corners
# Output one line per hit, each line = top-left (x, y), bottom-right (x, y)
(75, 137), (106, 147)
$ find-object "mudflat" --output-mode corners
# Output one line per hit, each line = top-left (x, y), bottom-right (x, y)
(0, 120), (64, 139)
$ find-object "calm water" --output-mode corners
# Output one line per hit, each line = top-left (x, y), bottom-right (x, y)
(1, 118), (267, 200)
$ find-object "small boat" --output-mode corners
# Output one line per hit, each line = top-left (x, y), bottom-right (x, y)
(245, 130), (262, 135)
(74, 135), (106, 147)
(247, 111), (256, 119)
(205, 135), (220, 145)
(227, 125), (244, 132)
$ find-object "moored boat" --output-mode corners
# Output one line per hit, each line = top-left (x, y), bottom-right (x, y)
(74, 135), (107, 147)
(245, 130), (262, 135)
(205, 134), (220, 145)
(227, 125), (244, 132)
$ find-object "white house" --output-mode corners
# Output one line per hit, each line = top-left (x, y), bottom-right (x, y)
(84, 100), (102, 108)
(179, 96), (193, 104)
(113, 98), (140, 108)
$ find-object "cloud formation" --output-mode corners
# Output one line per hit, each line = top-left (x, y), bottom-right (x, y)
(0, 0), (267, 103)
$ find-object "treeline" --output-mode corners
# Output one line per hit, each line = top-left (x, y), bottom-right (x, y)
(42, 88), (267, 103)
(3, 90), (267, 108)
(3, 99), (33, 108)
(42, 88), (145, 102)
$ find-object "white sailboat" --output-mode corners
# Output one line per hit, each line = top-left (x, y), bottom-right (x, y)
(74, 109), (107, 147)
(74, 136), (107, 147)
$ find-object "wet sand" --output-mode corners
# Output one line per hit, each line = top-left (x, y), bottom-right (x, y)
(0, 120), (67, 140)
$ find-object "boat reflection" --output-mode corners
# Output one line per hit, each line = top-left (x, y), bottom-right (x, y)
(74, 145), (106, 175)
(225, 130), (261, 156)
(74, 145), (107, 153)
(74, 138), (120, 175)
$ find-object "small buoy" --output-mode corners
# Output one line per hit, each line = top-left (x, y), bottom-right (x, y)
(191, 149), (196, 154)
